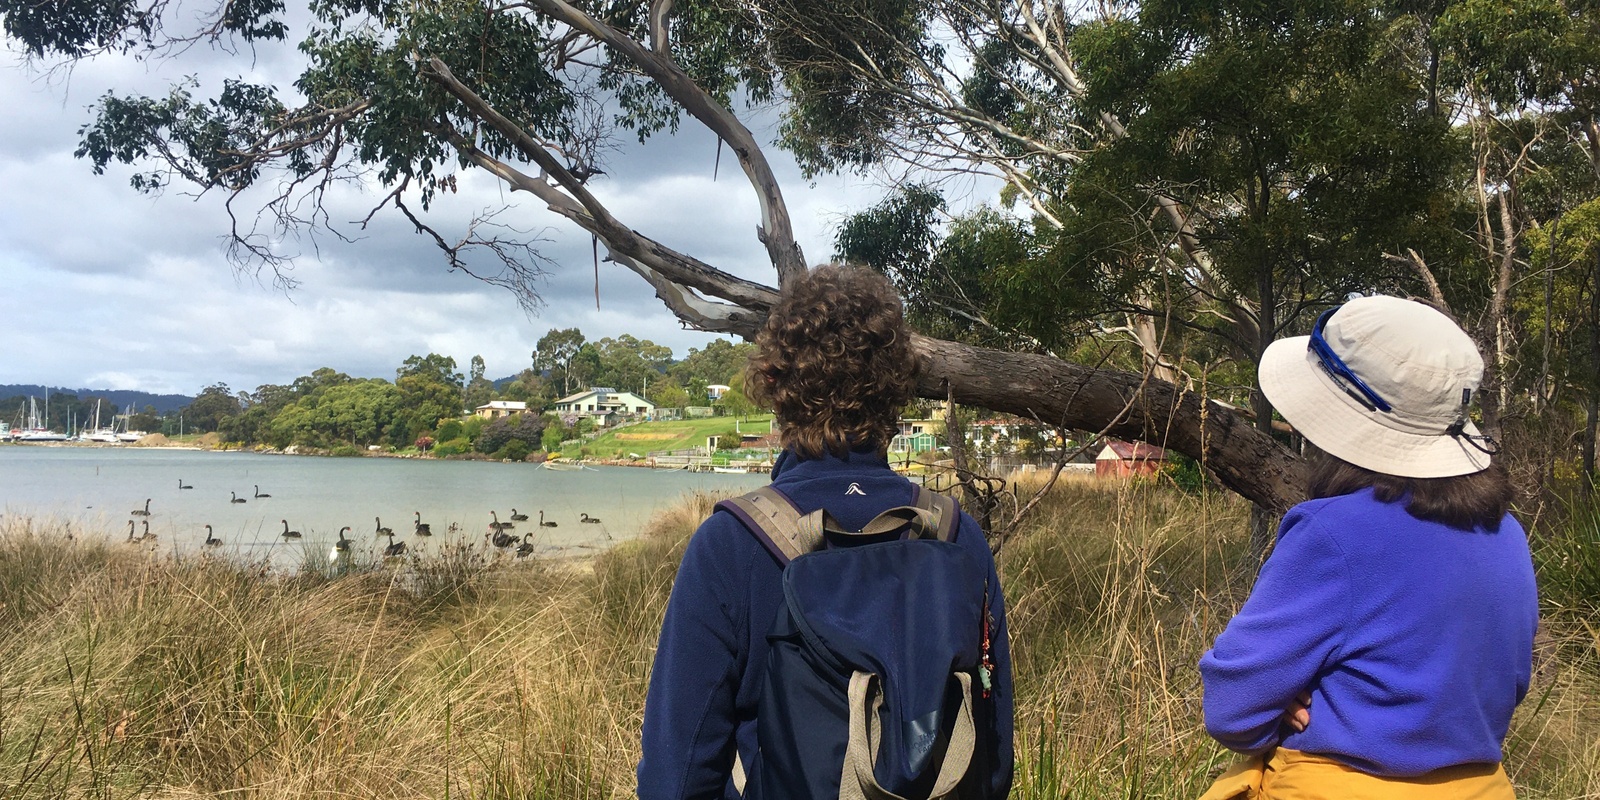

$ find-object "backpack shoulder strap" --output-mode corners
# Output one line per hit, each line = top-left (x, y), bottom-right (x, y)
(714, 486), (825, 566)
(819, 487), (962, 543)
(910, 485), (961, 542)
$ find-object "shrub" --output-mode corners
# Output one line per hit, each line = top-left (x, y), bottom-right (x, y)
(542, 423), (568, 452)
(477, 424), (511, 454)
(433, 437), (472, 457)
(706, 427), (741, 449)
(1164, 452), (1208, 495)
(414, 435), (435, 452)
(477, 414), (548, 455)
(498, 440), (532, 462)
(434, 419), (463, 442)
(330, 444), (362, 457)
(1534, 492), (1600, 617)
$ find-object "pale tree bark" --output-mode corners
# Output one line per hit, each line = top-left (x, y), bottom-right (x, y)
(1587, 246), (1600, 494)
(1482, 180), (1520, 435)
(1466, 101), (1542, 437)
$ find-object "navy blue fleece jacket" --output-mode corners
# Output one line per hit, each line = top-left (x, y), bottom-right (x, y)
(1200, 488), (1538, 777)
(636, 449), (1014, 800)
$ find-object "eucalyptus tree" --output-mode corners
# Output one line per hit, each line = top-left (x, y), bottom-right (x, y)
(17, 0), (1504, 513)
(1427, 0), (1600, 448)
(534, 327), (587, 395)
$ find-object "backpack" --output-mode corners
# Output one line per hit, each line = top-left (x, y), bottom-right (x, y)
(715, 485), (994, 800)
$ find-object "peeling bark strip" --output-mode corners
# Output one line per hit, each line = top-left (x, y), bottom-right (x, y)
(912, 335), (1306, 513)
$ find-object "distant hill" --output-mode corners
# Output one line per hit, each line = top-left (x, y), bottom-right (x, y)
(0, 385), (195, 415)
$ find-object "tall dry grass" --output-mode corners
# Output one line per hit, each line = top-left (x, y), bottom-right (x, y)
(2, 484), (1597, 798)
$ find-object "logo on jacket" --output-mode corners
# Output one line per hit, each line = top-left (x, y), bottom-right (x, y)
(845, 483), (866, 496)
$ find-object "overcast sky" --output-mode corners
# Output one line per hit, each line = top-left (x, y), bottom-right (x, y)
(0, 32), (988, 397)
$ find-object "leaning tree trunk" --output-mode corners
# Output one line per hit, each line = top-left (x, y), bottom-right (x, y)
(913, 336), (1305, 514)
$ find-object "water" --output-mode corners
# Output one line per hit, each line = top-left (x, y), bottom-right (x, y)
(0, 446), (766, 564)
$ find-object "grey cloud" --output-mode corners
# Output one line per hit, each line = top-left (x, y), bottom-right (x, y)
(1, 32), (900, 396)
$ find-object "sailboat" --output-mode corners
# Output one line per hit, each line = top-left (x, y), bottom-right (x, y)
(16, 395), (68, 442)
(82, 400), (120, 443)
(117, 413), (148, 443)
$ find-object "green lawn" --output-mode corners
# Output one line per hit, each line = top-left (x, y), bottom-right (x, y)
(561, 413), (774, 460)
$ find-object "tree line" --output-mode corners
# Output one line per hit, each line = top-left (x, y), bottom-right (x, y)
(3, 333), (757, 456)
(218, 334), (755, 454)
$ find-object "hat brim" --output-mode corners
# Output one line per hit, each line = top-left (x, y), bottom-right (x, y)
(1259, 337), (1492, 479)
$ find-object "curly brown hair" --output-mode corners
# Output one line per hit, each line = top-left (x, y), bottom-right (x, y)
(747, 264), (920, 459)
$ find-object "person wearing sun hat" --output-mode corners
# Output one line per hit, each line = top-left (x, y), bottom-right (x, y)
(1196, 295), (1538, 800)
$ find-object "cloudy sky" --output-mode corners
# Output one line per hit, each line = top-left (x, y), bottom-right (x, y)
(0, 30), (984, 397)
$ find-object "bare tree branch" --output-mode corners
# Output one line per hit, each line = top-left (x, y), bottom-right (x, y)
(419, 56), (779, 314)
(524, 0), (809, 287)
(1383, 248), (1449, 311)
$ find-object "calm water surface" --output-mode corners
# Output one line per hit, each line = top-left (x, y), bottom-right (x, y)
(0, 446), (765, 563)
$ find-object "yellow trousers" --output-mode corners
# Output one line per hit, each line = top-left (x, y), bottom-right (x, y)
(1199, 748), (1515, 800)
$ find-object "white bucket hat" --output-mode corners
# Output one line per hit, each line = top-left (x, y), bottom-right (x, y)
(1258, 295), (1496, 479)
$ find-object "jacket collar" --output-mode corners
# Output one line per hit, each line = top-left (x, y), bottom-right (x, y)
(771, 447), (890, 483)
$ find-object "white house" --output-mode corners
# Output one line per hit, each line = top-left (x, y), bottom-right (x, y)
(475, 400), (528, 420)
(706, 384), (732, 401)
(554, 387), (656, 418)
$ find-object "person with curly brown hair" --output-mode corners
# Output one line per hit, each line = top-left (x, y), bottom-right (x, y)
(636, 265), (1014, 800)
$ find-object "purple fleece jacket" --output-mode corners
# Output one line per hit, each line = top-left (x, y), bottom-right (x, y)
(636, 448), (1014, 800)
(1200, 488), (1538, 777)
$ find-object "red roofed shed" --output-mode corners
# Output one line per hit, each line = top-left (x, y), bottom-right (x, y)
(1095, 441), (1169, 477)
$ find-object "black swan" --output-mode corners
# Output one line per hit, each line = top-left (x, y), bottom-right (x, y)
(203, 525), (222, 546)
(375, 517), (393, 536)
(230, 492), (247, 504)
(516, 533), (536, 558)
(131, 498), (152, 516)
(510, 509), (529, 522)
(254, 485), (271, 498)
(281, 520), (302, 540)
(179, 479), (193, 490)
(414, 511), (432, 537)
(383, 531), (406, 558)
(580, 513), (602, 524)
(539, 510), (558, 528)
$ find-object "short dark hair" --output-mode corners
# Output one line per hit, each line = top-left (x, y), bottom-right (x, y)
(746, 264), (919, 459)
(1305, 448), (1512, 530)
